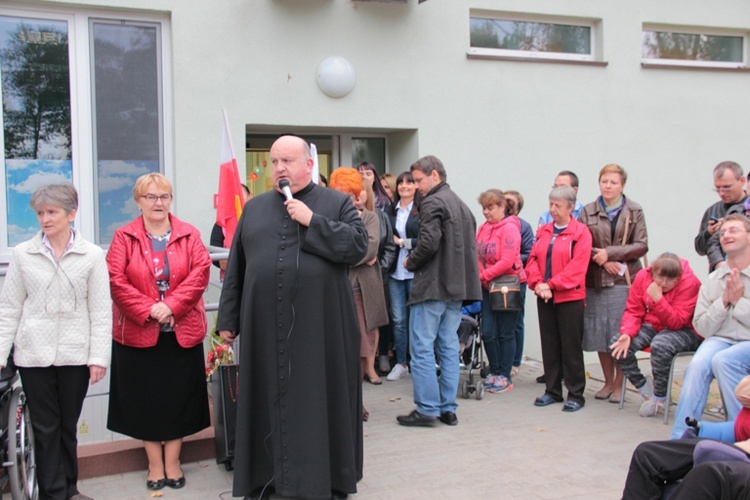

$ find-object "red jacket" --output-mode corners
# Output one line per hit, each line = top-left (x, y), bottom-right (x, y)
(107, 214), (211, 348)
(619, 258), (702, 339)
(526, 218), (592, 304)
(476, 215), (526, 290)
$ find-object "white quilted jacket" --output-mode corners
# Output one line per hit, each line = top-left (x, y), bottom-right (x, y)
(0, 230), (112, 368)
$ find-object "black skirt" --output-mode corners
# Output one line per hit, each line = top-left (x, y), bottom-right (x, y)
(107, 332), (210, 441)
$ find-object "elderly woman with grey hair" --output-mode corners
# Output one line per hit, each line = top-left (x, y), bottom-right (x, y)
(0, 184), (111, 500)
(525, 186), (592, 412)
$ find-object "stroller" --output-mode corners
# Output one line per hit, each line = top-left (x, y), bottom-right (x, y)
(457, 302), (487, 400)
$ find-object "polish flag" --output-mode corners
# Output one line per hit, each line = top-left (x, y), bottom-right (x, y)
(216, 109), (245, 248)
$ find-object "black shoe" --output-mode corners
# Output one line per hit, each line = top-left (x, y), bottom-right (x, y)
(245, 486), (274, 500)
(396, 409), (436, 427)
(536, 374), (545, 384)
(562, 400), (584, 412)
(438, 411), (458, 426)
(331, 490), (349, 499)
(534, 393), (563, 407)
(165, 476), (186, 489)
(146, 478), (166, 491)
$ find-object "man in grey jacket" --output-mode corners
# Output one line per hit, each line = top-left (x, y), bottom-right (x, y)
(396, 155), (482, 427)
(694, 161), (747, 272)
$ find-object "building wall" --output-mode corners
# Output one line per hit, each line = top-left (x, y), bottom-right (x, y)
(14, 0), (750, 364)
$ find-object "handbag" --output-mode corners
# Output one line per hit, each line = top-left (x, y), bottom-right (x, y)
(488, 275), (522, 311)
(479, 240), (522, 312)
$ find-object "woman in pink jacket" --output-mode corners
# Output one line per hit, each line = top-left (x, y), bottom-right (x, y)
(476, 189), (525, 394)
(526, 186), (592, 412)
(610, 253), (702, 417)
(106, 173), (211, 491)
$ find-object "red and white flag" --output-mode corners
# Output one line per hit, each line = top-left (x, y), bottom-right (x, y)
(216, 109), (245, 248)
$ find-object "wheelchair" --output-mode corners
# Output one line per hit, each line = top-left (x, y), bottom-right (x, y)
(0, 369), (37, 499)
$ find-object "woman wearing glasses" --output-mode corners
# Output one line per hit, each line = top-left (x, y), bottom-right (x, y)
(609, 252), (702, 417)
(0, 184), (111, 500)
(106, 173), (211, 491)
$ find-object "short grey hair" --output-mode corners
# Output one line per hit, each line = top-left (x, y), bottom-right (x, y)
(30, 184), (78, 214)
(549, 185), (576, 208)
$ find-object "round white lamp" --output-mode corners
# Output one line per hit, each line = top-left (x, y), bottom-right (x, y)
(316, 56), (356, 98)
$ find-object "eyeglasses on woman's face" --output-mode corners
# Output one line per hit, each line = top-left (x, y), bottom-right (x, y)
(141, 194), (172, 204)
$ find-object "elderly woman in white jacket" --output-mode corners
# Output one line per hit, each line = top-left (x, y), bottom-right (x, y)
(0, 184), (111, 500)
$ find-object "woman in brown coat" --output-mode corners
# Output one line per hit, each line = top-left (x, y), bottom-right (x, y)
(330, 169), (389, 396)
(579, 164), (648, 402)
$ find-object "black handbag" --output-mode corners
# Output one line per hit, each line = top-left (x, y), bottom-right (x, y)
(489, 275), (522, 312)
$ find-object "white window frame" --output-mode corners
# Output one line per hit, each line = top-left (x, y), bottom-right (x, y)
(467, 10), (602, 64)
(0, 3), (172, 261)
(642, 23), (749, 70)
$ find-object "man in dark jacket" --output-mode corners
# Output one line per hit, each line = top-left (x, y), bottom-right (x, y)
(217, 135), (368, 500)
(396, 155), (482, 427)
(695, 161), (747, 272)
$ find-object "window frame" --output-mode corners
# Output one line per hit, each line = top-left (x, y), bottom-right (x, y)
(0, 3), (173, 260)
(641, 23), (749, 70)
(467, 10), (603, 64)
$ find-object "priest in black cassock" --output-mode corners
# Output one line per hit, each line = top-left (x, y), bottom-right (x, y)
(217, 135), (368, 500)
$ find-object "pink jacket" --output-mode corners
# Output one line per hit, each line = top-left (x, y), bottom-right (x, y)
(476, 215), (526, 290)
(107, 214), (211, 348)
(619, 258), (702, 339)
(526, 218), (592, 304)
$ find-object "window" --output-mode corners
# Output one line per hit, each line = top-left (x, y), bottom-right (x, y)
(642, 25), (747, 69)
(0, 5), (171, 256)
(468, 11), (600, 63)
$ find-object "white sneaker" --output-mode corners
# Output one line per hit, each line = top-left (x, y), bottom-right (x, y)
(639, 375), (654, 400)
(639, 397), (663, 417)
(387, 363), (409, 381)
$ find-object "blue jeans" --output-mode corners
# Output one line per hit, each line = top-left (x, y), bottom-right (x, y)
(388, 278), (412, 365)
(481, 289), (519, 379)
(513, 283), (527, 366)
(409, 300), (462, 417)
(670, 337), (750, 439)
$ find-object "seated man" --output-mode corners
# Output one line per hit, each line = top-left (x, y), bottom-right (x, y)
(671, 214), (750, 438)
(610, 252), (702, 417)
(622, 375), (750, 500)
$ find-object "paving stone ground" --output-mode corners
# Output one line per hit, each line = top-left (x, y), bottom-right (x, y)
(16, 356), (726, 499)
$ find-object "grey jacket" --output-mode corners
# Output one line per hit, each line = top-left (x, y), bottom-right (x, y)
(406, 182), (482, 305)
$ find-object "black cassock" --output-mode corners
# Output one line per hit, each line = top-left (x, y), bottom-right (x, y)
(217, 182), (368, 499)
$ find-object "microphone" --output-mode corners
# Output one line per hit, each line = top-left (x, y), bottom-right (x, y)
(278, 179), (293, 201)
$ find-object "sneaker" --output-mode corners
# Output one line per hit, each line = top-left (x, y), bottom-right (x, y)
(638, 375), (654, 400)
(489, 375), (513, 394)
(483, 374), (498, 388)
(639, 397), (663, 417)
(386, 363), (409, 381)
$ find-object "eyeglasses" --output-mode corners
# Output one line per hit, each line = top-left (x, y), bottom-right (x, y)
(719, 227), (750, 238)
(142, 194), (172, 203)
(713, 185), (737, 193)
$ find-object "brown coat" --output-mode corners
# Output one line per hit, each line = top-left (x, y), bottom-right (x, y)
(578, 196), (649, 291)
(349, 209), (389, 331)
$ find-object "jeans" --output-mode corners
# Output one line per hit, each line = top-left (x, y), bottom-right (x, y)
(409, 300), (462, 417)
(481, 289), (519, 378)
(388, 278), (412, 365)
(670, 337), (750, 439)
(513, 283), (527, 367)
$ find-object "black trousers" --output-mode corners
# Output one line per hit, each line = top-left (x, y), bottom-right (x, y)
(537, 298), (586, 403)
(19, 365), (89, 500)
(671, 461), (750, 500)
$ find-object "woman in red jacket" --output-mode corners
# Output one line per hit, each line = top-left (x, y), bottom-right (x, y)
(610, 253), (702, 417)
(476, 189), (525, 394)
(526, 185), (592, 412)
(106, 173), (211, 491)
